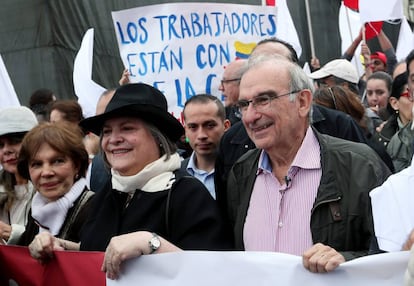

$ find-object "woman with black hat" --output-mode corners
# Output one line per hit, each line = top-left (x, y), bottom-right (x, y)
(28, 83), (232, 279)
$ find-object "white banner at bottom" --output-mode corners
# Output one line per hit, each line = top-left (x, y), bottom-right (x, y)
(107, 251), (410, 286)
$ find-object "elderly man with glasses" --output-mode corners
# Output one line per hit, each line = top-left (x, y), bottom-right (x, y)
(218, 59), (248, 125)
(226, 54), (391, 273)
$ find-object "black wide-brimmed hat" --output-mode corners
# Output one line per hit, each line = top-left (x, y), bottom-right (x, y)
(80, 83), (184, 142)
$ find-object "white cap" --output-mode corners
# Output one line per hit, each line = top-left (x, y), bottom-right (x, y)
(0, 106), (38, 137)
(309, 59), (359, 84)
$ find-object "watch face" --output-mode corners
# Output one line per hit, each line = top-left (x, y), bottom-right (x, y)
(150, 235), (161, 250)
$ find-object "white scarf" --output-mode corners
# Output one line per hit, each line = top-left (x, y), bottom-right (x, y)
(111, 153), (181, 193)
(31, 178), (87, 235)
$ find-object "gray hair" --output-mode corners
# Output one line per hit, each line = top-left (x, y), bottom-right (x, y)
(145, 122), (177, 160)
(246, 54), (314, 121)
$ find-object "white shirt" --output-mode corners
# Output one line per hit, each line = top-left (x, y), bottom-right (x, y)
(370, 155), (414, 251)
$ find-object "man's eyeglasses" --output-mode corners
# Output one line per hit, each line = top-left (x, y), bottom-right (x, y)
(220, 78), (241, 86)
(236, 90), (300, 115)
(400, 89), (414, 102)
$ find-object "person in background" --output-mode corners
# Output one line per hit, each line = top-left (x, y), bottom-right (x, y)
(369, 52), (388, 74)
(16, 122), (93, 247)
(227, 54), (390, 273)
(49, 100), (84, 125)
(369, 73), (414, 255)
(28, 88), (56, 123)
(393, 60), (407, 79)
(0, 106), (38, 244)
(311, 28), (397, 97)
(340, 28), (397, 76)
(361, 29), (397, 78)
(181, 94), (230, 199)
(374, 73), (412, 148)
(87, 89), (115, 193)
(28, 83), (232, 280)
(218, 59), (248, 125)
(309, 59), (360, 99)
(313, 86), (368, 134)
(313, 86), (394, 172)
(365, 71), (393, 121)
(385, 51), (414, 172)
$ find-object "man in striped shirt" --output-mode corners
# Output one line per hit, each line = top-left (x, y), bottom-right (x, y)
(226, 54), (390, 273)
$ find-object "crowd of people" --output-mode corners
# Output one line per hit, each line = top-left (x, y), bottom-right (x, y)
(2, 28), (414, 284)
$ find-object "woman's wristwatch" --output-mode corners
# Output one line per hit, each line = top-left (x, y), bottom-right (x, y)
(148, 232), (161, 254)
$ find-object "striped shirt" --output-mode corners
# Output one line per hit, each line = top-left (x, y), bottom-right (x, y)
(243, 127), (322, 255)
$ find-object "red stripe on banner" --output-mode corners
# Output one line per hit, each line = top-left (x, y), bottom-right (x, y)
(266, 0), (276, 6)
(0, 245), (106, 286)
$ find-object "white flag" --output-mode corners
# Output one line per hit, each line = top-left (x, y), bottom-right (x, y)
(359, 0), (403, 22)
(73, 28), (106, 118)
(274, 0), (302, 57)
(0, 54), (20, 108)
(339, 3), (364, 77)
(396, 17), (414, 61)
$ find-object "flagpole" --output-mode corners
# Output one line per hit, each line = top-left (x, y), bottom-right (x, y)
(304, 0), (315, 58)
(345, 6), (354, 46)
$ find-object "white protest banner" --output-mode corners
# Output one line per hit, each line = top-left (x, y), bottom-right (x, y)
(112, 3), (278, 122)
(0, 54), (20, 108)
(107, 251), (410, 286)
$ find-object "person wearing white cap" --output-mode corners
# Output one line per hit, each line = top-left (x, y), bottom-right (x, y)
(309, 59), (360, 96)
(310, 58), (385, 136)
(0, 106), (38, 244)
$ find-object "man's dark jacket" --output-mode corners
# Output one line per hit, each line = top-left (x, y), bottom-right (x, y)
(226, 129), (391, 260)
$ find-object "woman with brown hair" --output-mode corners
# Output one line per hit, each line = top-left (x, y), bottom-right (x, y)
(16, 122), (93, 246)
(313, 86), (368, 133)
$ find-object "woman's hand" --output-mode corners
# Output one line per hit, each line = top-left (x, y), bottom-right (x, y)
(0, 221), (12, 242)
(102, 231), (181, 280)
(370, 105), (380, 115)
(28, 232), (64, 264)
